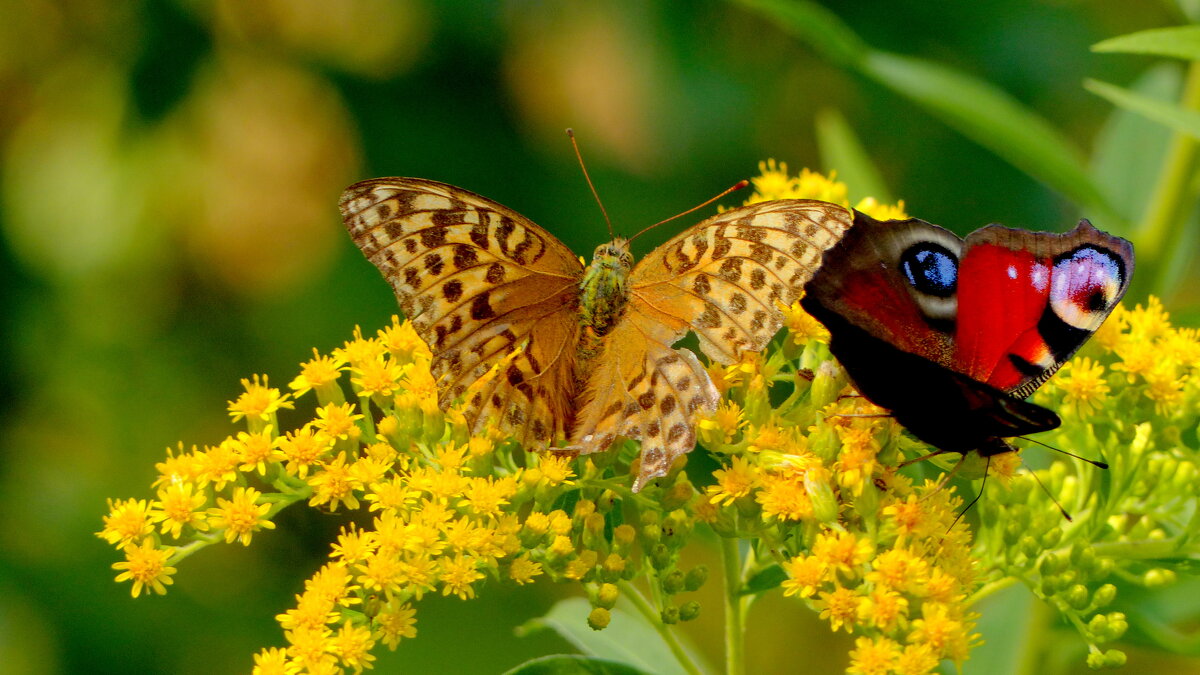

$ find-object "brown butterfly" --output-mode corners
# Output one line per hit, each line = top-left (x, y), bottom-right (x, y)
(341, 177), (853, 490)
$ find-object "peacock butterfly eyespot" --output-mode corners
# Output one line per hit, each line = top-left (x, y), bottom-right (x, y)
(900, 243), (958, 298)
(1050, 245), (1127, 329)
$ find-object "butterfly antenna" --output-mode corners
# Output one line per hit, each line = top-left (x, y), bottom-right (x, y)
(1017, 435), (1109, 470)
(947, 456), (990, 533)
(566, 129), (615, 239)
(1020, 456), (1073, 522)
(626, 179), (751, 246)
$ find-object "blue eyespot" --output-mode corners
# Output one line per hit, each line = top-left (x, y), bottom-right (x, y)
(900, 244), (958, 298)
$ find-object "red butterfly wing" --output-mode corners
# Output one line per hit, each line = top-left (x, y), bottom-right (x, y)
(954, 220), (1133, 397)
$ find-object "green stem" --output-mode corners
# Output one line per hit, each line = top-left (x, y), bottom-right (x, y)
(1014, 595), (1056, 675)
(619, 581), (704, 675)
(1090, 538), (1191, 559)
(1138, 60), (1200, 295)
(721, 537), (746, 675)
(964, 576), (1019, 607)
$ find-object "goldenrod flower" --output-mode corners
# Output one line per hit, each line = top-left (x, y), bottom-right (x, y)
(228, 374), (294, 423)
(98, 498), (155, 547)
(332, 525), (378, 563)
(847, 635), (900, 675)
(1055, 357), (1109, 418)
(112, 539), (177, 598)
(154, 482), (208, 539)
(757, 471), (815, 522)
(707, 455), (758, 506)
(351, 356), (406, 399)
(236, 428), (277, 475)
(308, 453), (363, 512)
(210, 487), (276, 546)
(313, 402), (364, 440)
(438, 554), (484, 599)
(813, 530), (875, 579)
(815, 585), (862, 633)
(251, 647), (294, 675)
(275, 426), (333, 479)
(857, 587), (909, 632)
(782, 299), (830, 345)
(329, 621), (376, 673)
(509, 555), (543, 585)
(374, 599), (417, 650)
(782, 555), (826, 598)
(290, 349), (348, 398)
(908, 602), (969, 661)
(334, 326), (387, 367)
(378, 315), (432, 363)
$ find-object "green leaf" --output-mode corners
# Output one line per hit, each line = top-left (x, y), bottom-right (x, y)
(733, 0), (867, 67)
(859, 51), (1115, 218)
(1085, 78), (1200, 140)
(968, 585), (1038, 675)
(736, 0), (1117, 219)
(502, 655), (658, 675)
(517, 598), (705, 675)
(815, 108), (894, 204)
(1089, 63), (1182, 226)
(1092, 25), (1200, 61)
(739, 564), (787, 596)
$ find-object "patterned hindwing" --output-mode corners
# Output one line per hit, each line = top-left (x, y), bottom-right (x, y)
(569, 301), (721, 491)
(628, 200), (855, 365)
(341, 177), (585, 446)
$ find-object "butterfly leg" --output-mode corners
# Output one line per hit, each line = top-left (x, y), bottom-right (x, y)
(898, 448), (948, 469)
(946, 456), (990, 533)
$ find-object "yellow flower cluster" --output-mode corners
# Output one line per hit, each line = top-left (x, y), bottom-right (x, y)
(99, 316), (704, 674)
(697, 312), (979, 672)
(1042, 297), (1199, 421)
(746, 159), (910, 222)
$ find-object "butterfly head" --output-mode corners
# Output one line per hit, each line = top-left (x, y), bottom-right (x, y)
(590, 238), (635, 273)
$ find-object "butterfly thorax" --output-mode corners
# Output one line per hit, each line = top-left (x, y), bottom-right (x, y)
(578, 239), (635, 359)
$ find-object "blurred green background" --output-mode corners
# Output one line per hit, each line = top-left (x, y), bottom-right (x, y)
(2, 1), (1197, 674)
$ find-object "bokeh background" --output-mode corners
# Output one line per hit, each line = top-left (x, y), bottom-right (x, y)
(1, 1), (1197, 674)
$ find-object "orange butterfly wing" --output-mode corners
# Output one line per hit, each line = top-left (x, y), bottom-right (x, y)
(341, 178), (584, 446)
(572, 199), (855, 489)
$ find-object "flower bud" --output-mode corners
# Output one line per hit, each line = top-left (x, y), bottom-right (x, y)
(588, 607), (611, 630)
(663, 570), (686, 595)
(807, 474), (839, 524)
(574, 499), (596, 522)
(613, 524), (637, 554)
(596, 583), (620, 609)
(601, 553), (627, 581)
(661, 480), (695, 512)
(1065, 584), (1089, 610)
(663, 509), (694, 547)
(596, 490), (619, 513)
(679, 601), (701, 622)
(810, 361), (846, 411)
(1020, 535), (1041, 559)
(651, 543), (673, 570)
(660, 606), (680, 624)
(684, 565), (709, 592)
(1143, 568), (1176, 588)
(1040, 528), (1063, 549)
(1091, 584), (1117, 609)
(583, 513), (608, 552)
